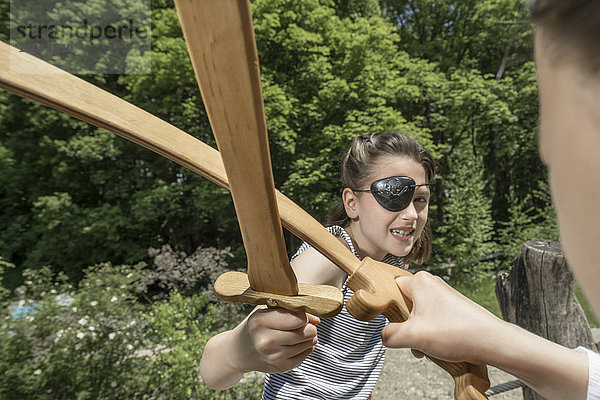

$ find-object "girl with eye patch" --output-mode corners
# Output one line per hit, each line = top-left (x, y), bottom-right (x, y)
(200, 131), (435, 399)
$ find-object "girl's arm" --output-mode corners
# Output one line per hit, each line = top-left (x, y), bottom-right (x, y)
(381, 272), (589, 400)
(199, 245), (347, 390)
(288, 245), (348, 287)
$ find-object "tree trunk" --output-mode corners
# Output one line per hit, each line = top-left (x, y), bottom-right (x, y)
(496, 239), (596, 400)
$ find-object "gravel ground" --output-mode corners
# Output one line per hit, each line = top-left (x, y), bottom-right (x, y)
(372, 348), (522, 400)
(372, 328), (600, 400)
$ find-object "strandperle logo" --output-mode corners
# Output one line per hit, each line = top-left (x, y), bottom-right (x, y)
(14, 19), (149, 42)
(10, 0), (151, 74)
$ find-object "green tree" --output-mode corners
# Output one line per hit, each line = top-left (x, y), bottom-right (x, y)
(497, 180), (558, 269)
(380, 0), (534, 75)
(0, 1), (239, 280)
(1, 0), (552, 285)
(433, 153), (496, 281)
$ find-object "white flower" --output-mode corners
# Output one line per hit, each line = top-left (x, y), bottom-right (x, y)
(108, 332), (116, 340)
(72, 306), (78, 312)
(56, 294), (74, 307)
(129, 320), (136, 326)
(90, 301), (98, 307)
(76, 331), (85, 339)
(34, 369), (42, 376)
(126, 273), (133, 278)
(50, 289), (57, 294)
(111, 381), (117, 388)
(88, 326), (95, 331)
(127, 344), (133, 350)
(78, 318), (88, 326)
(110, 296), (118, 303)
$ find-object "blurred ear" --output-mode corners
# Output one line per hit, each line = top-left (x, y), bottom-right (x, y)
(342, 188), (359, 219)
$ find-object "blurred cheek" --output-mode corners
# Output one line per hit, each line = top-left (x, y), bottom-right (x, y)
(535, 30), (600, 315)
(543, 108), (600, 317)
(416, 205), (429, 237)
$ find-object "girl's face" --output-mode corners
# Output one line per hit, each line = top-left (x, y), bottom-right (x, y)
(343, 156), (430, 261)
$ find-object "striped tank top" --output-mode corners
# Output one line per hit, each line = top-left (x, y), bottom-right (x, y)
(262, 225), (404, 399)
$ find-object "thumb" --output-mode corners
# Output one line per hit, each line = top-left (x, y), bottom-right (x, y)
(380, 276), (418, 349)
(381, 316), (416, 349)
(395, 275), (415, 302)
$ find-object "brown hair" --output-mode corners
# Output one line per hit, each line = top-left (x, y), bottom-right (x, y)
(531, 0), (600, 71)
(326, 131), (435, 264)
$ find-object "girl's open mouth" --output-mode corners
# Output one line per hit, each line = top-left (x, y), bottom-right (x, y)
(390, 229), (414, 238)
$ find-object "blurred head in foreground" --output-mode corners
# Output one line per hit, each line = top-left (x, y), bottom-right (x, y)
(531, 0), (600, 315)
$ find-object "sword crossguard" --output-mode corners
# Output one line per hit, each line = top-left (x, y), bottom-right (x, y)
(214, 271), (343, 318)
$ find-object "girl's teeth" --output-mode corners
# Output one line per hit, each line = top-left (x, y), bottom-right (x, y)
(391, 229), (411, 237)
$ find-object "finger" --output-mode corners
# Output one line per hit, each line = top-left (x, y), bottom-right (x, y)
(268, 322), (318, 346)
(306, 313), (321, 325)
(284, 336), (318, 357)
(263, 336), (316, 371)
(381, 322), (405, 348)
(411, 349), (425, 359)
(254, 308), (310, 331)
(279, 343), (317, 372)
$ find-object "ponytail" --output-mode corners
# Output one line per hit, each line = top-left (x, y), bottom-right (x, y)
(326, 200), (350, 228)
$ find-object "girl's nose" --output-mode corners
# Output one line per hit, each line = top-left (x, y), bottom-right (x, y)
(399, 201), (418, 221)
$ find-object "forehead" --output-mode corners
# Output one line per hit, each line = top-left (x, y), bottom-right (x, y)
(369, 156), (428, 186)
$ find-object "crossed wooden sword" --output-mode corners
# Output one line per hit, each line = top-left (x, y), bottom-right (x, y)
(0, 1), (490, 398)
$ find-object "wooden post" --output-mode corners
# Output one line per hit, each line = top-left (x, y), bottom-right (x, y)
(496, 239), (596, 400)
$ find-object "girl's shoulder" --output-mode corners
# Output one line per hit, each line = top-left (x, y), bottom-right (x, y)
(291, 225), (356, 260)
(290, 225), (355, 288)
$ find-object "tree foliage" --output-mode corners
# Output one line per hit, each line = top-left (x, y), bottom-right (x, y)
(0, 0), (557, 285)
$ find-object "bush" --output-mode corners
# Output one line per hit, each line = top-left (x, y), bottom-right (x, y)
(0, 263), (152, 399)
(142, 291), (262, 399)
(0, 255), (262, 399)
